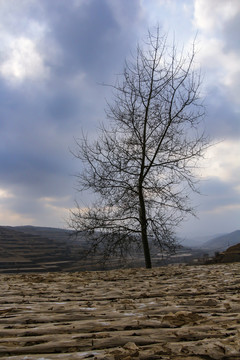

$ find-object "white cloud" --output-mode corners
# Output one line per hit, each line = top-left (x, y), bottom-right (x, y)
(0, 188), (14, 199)
(0, 206), (34, 226)
(205, 203), (240, 215)
(0, 36), (49, 84)
(193, 0), (240, 104)
(39, 197), (70, 228)
(201, 140), (240, 185)
(197, 37), (240, 96)
(0, 0), (50, 85)
(194, 0), (239, 32)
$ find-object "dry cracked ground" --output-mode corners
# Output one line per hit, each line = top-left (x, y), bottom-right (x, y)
(0, 263), (240, 360)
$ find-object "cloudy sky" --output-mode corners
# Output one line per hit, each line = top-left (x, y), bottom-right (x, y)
(0, 0), (239, 239)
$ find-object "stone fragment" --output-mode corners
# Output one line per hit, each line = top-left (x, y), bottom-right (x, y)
(123, 342), (139, 351)
(161, 311), (203, 327)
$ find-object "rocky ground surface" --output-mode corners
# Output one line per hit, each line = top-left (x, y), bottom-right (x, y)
(0, 263), (239, 360)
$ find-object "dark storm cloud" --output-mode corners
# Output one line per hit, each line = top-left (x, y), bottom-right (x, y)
(46, 91), (79, 122)
(0, 83), (75, 205)
(39, 0), (142, 80)
(194, 2), (240, 143)
(199, 177), (240, 212)
(184, 173), (240, 237)
(205, 86), (240, 139)
(43, 0), (118, 74)
(0, 0), (239, 233)
(0, 0), (144, 226)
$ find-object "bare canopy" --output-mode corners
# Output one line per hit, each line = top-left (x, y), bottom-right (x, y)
(70, 28), (209, 268)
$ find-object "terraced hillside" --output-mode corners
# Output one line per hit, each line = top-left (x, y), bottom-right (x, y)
(1, 226), (207, 273)
(0, 227), (80, 273)
(12, 226), (73, 243)
(0, 263), (239, 359)
(0, 227), (148, 272)
(215, 243), (240, 263)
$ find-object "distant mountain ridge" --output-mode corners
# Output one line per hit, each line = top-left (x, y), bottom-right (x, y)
(201, 230), (240, 252)
(1, 225), (239, 273)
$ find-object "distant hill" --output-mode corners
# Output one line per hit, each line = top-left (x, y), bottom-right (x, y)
(0, 226), (148, 273)
(207, 242), (240, 264)
(180, 233), (225, 248)
(0, 225), (218, 272)
(11, 225), (73, 243)
(0, 226), (74, 273)
(221, 242), (240, 262)
(0, 226), (95, 273)
(201, 230), (240, 252)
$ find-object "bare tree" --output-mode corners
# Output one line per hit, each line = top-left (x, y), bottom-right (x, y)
(70, 28), (209, 269)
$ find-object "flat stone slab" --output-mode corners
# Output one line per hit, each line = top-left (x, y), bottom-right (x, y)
(0, 263), (240, 359)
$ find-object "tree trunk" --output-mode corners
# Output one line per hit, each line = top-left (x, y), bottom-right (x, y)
(139, 187), (152, 268)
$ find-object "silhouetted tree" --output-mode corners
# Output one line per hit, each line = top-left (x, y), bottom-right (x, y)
(70, 28), (209, 268)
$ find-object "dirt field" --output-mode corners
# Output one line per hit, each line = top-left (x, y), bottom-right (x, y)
(0, 263), (240, 359)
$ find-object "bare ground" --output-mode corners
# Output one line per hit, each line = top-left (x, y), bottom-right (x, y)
(0, 263), (240, 359)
